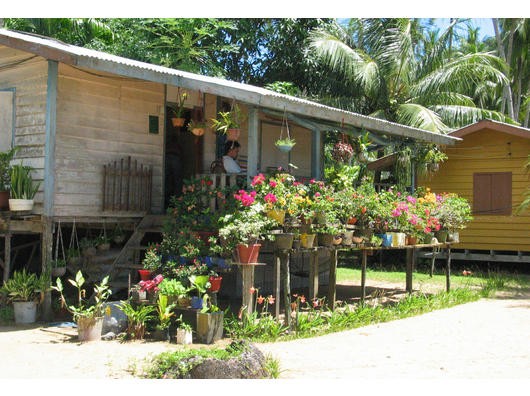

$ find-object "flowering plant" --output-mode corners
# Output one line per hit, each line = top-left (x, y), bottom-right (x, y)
(433, 193), (473, 231)
(251, 172), (297, 214)
(331, 141), (354, 163)
(139, 274), (164, 293)
(218, 202), (276, 249)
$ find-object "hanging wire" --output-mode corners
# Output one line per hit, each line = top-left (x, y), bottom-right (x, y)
(280, 107), (291, 141)
(69, 218), (80, 253)
(54, 220), (66, 262)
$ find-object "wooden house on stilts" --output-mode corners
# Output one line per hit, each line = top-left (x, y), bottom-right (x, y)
(0, 29), (459, 317)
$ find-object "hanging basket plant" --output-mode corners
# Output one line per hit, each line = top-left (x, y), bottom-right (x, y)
(275, 111), (296, 153)
(210, 102), (244, 141)
(170, 89), (188, 128)
(188, 120), (207, 136)
(332, 141), (354, 163)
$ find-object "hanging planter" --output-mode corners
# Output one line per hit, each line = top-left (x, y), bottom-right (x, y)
(170, 89), (188, 128)
(211, 102), (244, 141)
(275, 111), (296, 153)
(332, 138), (354, 163)
(187, 120), (207, 136)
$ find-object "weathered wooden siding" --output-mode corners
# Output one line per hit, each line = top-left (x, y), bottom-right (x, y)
(418, 128), (530, 252)
(54, 64), (165, 217)
(0, 46), (47, 213)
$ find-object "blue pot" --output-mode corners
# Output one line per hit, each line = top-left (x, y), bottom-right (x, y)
(381, 233), (393, 247)
(191, 296), (203, 309)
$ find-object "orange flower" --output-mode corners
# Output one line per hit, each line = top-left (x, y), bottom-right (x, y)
(257, 295), (265, 305)
(249, 286), (256, 294)
(267, 295), (275, 304)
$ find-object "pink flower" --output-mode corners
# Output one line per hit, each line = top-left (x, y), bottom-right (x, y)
(251, 173), (265, 186)
(406, 195), (416, 204)
(269, 180), (277, 188)
(264, 193), (277, 204)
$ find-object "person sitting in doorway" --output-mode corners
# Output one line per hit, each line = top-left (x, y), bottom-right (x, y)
(222, 140), (242, 174)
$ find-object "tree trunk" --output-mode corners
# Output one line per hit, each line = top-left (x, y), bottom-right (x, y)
(492, 18), (515, 120)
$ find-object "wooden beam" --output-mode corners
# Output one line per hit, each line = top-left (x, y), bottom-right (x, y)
(247, 106), (259, 180)
(44, 60), (58, 217)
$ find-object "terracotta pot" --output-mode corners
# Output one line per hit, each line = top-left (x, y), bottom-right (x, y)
(171, 117), (185, 127)
(191, 127), (205, 136)
(226, 128), (241, 141)
(236, 243), (261, 264)
(406, 235), (418, 245)
(208, 276), (223, 293)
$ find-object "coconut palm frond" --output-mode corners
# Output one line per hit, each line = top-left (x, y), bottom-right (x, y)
(431, 104), (511, 128)
(412, 52), (509, 98)
(415, 92), (476, 107)
(396, 103), (450, 133)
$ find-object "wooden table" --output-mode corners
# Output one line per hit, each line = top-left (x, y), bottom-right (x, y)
(355, 242), (456, 303)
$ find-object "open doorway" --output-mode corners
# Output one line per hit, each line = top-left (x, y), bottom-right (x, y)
(164, 107), (204, 208)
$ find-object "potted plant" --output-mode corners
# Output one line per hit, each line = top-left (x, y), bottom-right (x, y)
(118, 299), (156, 340)
(8, 163), (40, 211)
(79, 237), (97, 257)
(51, 271), (112, 341)
(187, 119), (207, 136)
(157, 278), (189, 306)
(139, 245), (162, 281)
(152, 293), (175, 342)
(0, 146), (19, 210)
(51, 258), (67, 277)
(170, 91), (188, 127)
(66, 247), (82, 269)
(175, 314), (193, 345)
(1, 269), (48, 324)
(196, 295), (224, 344)
(217, 202), (275, 263)
(110, 224), (126, 244)
(275, 137), (296, 153)
(188, 274), (211, 309)
(95, 234), (110, 251)
(210, 104), (244, 141)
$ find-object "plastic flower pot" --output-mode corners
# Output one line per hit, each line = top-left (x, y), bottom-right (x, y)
(236, 244), (261, 264)
(208, 276), (223, 293)
(138, 269), (151, 281)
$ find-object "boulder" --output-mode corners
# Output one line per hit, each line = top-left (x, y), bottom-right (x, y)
(171, 340), (268, 379)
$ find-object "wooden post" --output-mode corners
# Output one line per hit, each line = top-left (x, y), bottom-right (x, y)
(446, 246), (452, 292)
(3, 233), (10, 283)
(361, 249), (367, 304)
(406, 247), (416, 293)
(279, 251), (291, 328)
(240, 264), (255, 315)
(327, 248), (337, 310)
(308, 249), (319, 300)
(274, 254), (280, 319)
(41, 217), (54, 321)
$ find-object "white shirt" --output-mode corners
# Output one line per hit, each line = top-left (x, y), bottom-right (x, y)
(223, 155), (242, 174)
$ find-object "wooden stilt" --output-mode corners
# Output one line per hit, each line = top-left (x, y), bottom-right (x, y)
(327, 248), (337, 310)
(308, 249), (319, 300)
(446, 247), (452, 292)
(274, 254), (280, 319)
(361, 249), (367, 304)
(279, 251), (291, 328)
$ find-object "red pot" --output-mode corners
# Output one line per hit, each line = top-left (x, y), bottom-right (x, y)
(236, 243), (261, 264)
(208, 276), (223, 292)
(138, 269), (152, 281)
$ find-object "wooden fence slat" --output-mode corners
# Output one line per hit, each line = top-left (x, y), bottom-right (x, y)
(102, 157), (152, 213)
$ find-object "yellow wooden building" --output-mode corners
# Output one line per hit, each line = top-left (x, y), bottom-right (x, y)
(418, 119), (530, 263)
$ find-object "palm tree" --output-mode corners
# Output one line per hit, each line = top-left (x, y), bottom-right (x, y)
(308, 18), (510, 133)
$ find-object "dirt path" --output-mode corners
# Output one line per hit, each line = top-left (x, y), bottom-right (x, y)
(1, 285), (529, 383)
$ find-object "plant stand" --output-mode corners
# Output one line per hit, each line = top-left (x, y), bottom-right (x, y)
(196, 311), (224, 344)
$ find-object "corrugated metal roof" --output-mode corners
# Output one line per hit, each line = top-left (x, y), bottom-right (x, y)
(0, 28), (459, 146)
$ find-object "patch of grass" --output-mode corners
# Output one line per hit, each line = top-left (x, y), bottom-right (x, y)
(0, 305), (14, 324)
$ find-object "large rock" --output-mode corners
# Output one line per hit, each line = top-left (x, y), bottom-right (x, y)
(179, 340), (268, 379)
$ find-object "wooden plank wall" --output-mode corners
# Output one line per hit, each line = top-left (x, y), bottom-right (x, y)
(54, 64), (165, 217)
(0, 46), (47, 214)
(418, 129), (530, 252)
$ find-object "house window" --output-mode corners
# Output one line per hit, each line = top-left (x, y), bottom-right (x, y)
(0, 90), (14, 152)
(473, 172), (512, 215)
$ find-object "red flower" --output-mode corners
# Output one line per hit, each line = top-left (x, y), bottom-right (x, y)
(249, 286), (256, 295)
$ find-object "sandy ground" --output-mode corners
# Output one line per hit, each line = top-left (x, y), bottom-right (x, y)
(0, 281), (529, 392)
